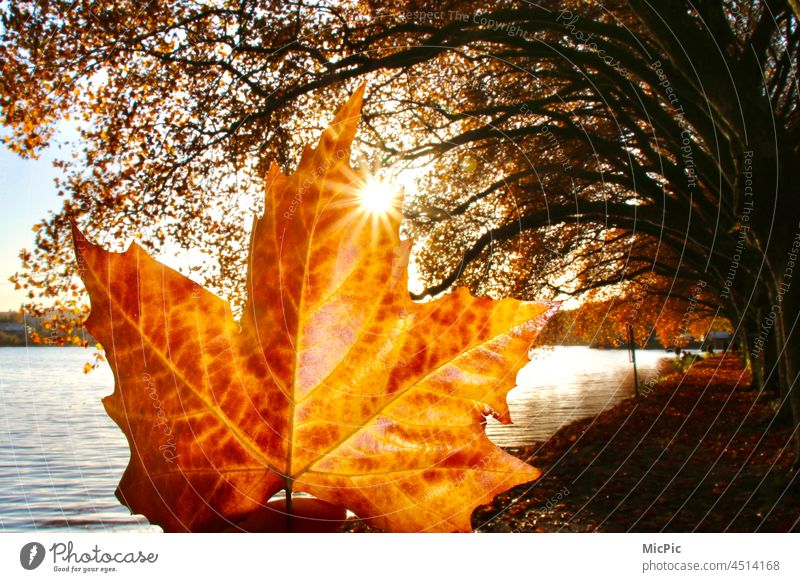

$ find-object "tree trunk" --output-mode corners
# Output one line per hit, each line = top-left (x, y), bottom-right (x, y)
(775, 280), (800, 460)
(746, 309), (766, 394)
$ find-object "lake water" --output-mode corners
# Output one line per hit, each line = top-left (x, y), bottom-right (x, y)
(484, 346), (665, 446)
(0, 346), (665, 532)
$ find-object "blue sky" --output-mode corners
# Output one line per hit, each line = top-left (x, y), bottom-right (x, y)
(0, 127), (73, 311)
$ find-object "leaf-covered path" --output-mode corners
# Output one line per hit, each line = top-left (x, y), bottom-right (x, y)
(474, 353), (799, 532)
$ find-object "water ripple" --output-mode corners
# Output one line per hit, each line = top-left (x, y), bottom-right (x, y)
(0, 347), (160, 532)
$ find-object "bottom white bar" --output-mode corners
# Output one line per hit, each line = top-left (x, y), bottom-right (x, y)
(1, 533), (796, 581)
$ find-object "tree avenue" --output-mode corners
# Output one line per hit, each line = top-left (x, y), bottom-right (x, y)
(2, 0), (798, 451)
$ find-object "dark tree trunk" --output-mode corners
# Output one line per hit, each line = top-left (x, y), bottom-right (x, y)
(775, 278), (800, 459)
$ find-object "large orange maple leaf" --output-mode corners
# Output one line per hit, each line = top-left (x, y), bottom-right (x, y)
(72, 85), (551, 532)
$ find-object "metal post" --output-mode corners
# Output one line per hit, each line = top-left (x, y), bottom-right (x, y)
(628, 323), (640, 399)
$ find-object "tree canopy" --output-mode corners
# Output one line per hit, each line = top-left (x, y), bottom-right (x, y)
(2, 0), (799, 444)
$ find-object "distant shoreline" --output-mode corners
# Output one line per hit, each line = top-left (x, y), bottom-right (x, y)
(0, 344), (97, 348)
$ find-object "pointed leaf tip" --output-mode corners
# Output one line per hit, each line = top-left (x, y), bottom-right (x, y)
(70, 222), (83, 244)
(70, 222), (92, 259)
(335, 82), (366, 123)
(318, 84), (367, 157)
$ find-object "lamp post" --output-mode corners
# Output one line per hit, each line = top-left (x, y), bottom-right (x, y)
(628, 323), (640, 399)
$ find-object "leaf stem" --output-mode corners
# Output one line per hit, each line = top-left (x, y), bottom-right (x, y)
(285, 477), (294, 532)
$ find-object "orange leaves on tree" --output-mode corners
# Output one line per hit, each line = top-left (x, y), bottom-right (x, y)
(72, 86), (552, 532)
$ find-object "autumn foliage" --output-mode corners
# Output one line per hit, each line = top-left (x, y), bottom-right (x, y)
(72, 88), (551, 532)
(529, 273), (732, 351)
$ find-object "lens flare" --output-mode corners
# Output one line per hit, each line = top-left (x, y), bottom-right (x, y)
(357, 176), (397, 215)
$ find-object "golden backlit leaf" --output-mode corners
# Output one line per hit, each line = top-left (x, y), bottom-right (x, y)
(72, 86), (551, 532)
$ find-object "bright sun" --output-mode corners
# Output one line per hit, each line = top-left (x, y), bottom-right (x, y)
(357, 176), (397, 215)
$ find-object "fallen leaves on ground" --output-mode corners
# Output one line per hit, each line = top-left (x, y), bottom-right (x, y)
(472, 353), (799, 532)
